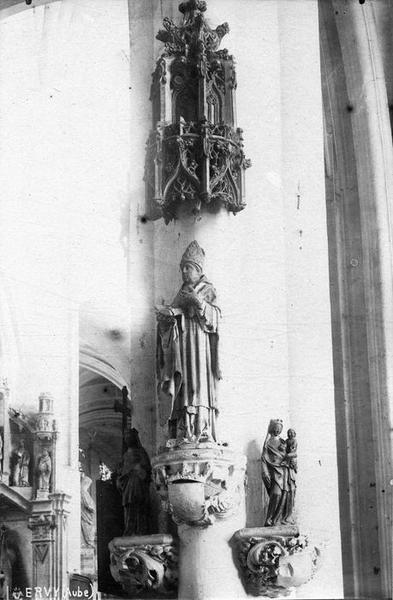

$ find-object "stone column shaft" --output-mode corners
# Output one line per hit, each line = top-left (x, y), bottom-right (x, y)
(320, 1), (393, 598)
(178, 522), (246, 600)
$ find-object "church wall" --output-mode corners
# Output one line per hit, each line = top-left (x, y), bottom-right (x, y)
(320, 1), (393, 598)
(126, 0), (157, 453)
(0, 0), (133, 574)
(277, 3), (343, 597)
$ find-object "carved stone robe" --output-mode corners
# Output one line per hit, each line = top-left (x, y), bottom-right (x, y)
(157, 275), (221, 440)
(12, 444), (30, 487)
(261, 435), (289, 526)
(80, 473), (96, 548)
(117, 446), (151, 536)
(37, 452), (51, 491)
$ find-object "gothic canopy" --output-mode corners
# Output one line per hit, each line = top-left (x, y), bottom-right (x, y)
(145, 0), (251, 223)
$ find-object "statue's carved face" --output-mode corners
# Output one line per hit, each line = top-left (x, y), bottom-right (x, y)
(269, 422), (283, 436)
(287, 429), (296, 439)
(181, 261), (201, 284)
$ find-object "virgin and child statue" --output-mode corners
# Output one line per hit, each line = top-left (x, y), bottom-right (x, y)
(156, 241), (221, 443)
(261, 419), (297, 526)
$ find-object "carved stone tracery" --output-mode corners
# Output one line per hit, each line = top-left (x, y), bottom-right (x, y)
(146, 0), (250, 222)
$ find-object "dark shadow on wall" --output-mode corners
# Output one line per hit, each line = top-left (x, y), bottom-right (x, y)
(7, 527), (30, 594)
(245, 439), (267, 528)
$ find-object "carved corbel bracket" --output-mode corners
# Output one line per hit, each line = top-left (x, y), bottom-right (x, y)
(109, 534), (178, 598)
(152, 443), (246, 527)
(232, 526), (321, 598)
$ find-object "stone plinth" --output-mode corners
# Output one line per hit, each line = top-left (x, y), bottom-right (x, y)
(80, 546), (95, 578)
(108, 534), (178, 598)
(152, 442), (246, 528)
(232, 526), (320, 598)
(153, 443), (247, 599)
(28, 493), (70, 596)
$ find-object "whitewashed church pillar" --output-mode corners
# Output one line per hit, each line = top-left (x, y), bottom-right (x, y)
(320, 1), (393, 597)
(276, 2), (344, 598)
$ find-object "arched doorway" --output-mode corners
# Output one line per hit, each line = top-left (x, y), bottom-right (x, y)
(79, 368), (123, 482)
(78, 350), (128, 592)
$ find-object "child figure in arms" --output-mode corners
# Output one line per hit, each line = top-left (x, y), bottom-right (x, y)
(285, 428), (297, 472)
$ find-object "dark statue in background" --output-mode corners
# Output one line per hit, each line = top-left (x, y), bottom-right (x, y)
(0, 433), (3, 478)
(261, 419), (297, 526)
(0, 526), (15, 600)
(156, 240), (221, 442)
(116, 429), (152, 536)
(80, 469), (96, 548)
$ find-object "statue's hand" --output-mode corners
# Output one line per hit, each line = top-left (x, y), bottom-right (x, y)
(156, 308), (175, 323)
(180, 288), (202, 308)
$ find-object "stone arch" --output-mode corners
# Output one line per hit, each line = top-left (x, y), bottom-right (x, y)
(79, 343), (128, 475)
(79, 344), (128, 392)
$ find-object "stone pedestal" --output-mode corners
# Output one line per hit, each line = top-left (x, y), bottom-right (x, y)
(28, 502), (56, 592)
(152, 442), (247, 599)
(232, 526), (320, 598)
(153, 443), (246, 527)
(28, 493), (70, 596)
(80, 546), (95, 578)
(177, 521), (246, 600)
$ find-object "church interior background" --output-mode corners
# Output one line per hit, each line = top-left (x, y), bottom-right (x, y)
(0, 1), (392, 599)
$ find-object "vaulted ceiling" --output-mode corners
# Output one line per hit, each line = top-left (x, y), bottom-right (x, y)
(79, 368), (123, 478)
